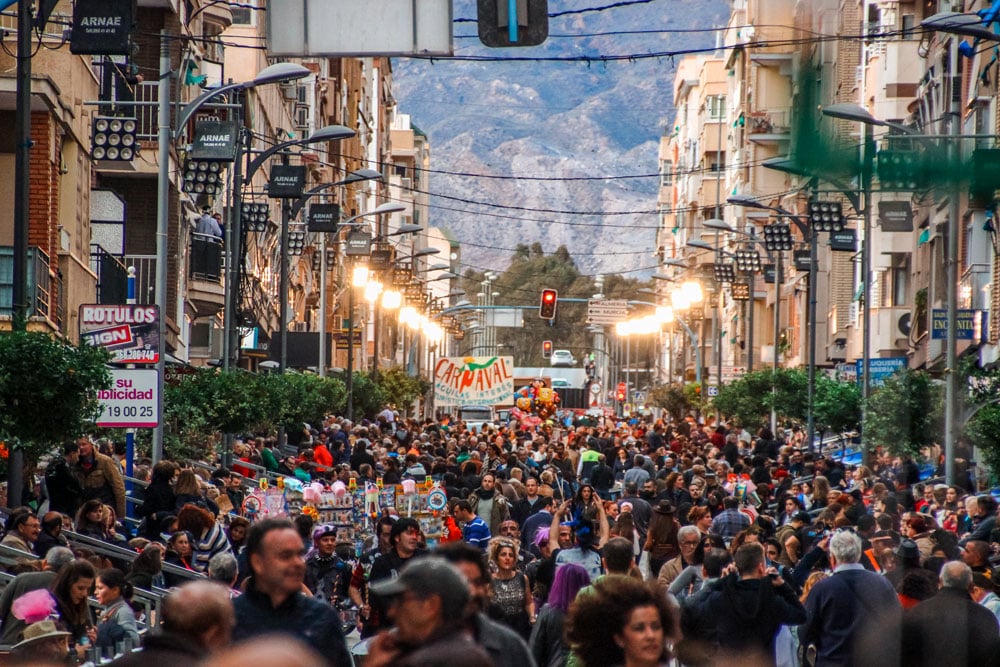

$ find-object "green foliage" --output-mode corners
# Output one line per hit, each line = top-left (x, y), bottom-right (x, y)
(966, 404), (1000, 477)
(649, 383), (691, 421)
(375, 365), (430, 413)
(0, 330), (111, 463)
(863, 369), (942, 458)
(813, 376), (862, 436)
(163, 368), (347, 460)
(711, 368), (808, 430)
(337, 371), (387, 420)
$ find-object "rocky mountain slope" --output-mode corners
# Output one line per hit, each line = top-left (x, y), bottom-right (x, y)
(391, 0), (729, 277)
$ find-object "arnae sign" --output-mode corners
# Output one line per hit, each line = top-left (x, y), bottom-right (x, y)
(71, 0), (136, 55)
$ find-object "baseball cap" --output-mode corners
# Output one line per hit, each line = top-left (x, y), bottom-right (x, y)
(369, 557), (470, 615)
(792, 511), (812, 524)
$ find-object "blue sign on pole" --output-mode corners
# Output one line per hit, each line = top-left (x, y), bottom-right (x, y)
(931, 308), (977, 340)
(856, 357), (907, 388)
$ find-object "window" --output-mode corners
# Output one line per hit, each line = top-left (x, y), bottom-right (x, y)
(660, 160), (673, 187)
(707, 96), (726, 121)
(232, 0), (255, 25)
(901, 15), (916, 40)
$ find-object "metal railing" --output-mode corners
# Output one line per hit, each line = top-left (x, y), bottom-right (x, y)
(0, 246), (56, 325)
(190, 234), (223, 282)
(122, 255), (157, 305)
(90, 244), (129, 304)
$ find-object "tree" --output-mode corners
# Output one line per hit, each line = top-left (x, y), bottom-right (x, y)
(648, 383), (691, 421)
(376, 365), (431, 414)
(813, 375), (862, 439)
(863, 369), (942, 458)
(711, 368), (808, 430)
(0, 330), (111, 466)
(966, 404), (1000, 477)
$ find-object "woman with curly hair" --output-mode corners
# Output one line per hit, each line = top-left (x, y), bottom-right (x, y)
(487, 537), (534, 640)
(566, 575), (676, 667)
(175, 504), (231, 573)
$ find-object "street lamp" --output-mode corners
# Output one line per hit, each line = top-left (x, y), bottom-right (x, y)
(289, 168), (384, 221)
(728, 194), (814, 442)
(151, 58), (312, 465)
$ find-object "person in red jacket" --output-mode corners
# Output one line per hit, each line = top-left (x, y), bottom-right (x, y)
(312, 439), (334, 470)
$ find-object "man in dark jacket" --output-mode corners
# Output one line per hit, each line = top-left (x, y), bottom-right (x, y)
(901, 560), (999, 666)
(233, 518), (350, 666)
(436, 542), (537, 667)
(801, 531), (901, 666)
(367, 557), (492, 667)
(45, 441), (84, 516)
(691, 542), (806, 662)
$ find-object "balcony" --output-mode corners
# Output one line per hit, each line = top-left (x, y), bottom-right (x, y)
(188, 235), (225, 317)
(121, 255), (157, 306)
(748, 111), (791, 145)
(0, 246), (60, 330)
(90, 245), (128, 305)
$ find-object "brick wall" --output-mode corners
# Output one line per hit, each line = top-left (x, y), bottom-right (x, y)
(26, 111), (60, 325)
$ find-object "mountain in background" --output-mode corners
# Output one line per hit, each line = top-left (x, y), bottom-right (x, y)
(391, 0), (729, 278)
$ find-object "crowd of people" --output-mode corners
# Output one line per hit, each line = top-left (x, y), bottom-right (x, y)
(0, 409), (998, 666)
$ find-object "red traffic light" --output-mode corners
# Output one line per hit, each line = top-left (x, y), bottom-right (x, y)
(539, 289), (558, 319)
(542, 340), (553, 358)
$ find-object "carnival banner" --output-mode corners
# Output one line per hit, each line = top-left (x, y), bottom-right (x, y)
(433, 356), (514, 406)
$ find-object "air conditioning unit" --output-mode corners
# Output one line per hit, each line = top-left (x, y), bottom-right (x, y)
(400, 177), (412, 190)
(280, 82), (298, 102)
(294, 104), (309, 129)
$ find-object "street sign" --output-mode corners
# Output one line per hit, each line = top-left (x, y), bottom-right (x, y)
(721, 365), (746, 382)
(856, 357), (907, 388)
(587, 299), (628, 324)
(706, 385), (719, 397)
(80, 304), (160, 365)
(96, 368), (159, 428)
(931, 308), (981, 340)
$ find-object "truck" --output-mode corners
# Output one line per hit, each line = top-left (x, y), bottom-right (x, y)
(457, 405), (496, 432)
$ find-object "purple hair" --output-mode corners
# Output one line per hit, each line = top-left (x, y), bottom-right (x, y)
(533, 526), (550, 549)
(548, 563), (591, 612)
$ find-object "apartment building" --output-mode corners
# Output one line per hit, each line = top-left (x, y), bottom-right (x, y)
(0, 0), (423, 376)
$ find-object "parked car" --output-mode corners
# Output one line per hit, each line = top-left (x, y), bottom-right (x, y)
(550, 349), (576, 367)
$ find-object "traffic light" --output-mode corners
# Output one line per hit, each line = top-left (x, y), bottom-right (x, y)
(539, 288), (557, 320)
(616, 382), (626, 402)
(542, 340), (552, 358)
(478, 0), (548, 47)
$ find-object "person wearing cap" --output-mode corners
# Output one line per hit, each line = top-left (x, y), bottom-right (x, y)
(9, 619), (72, 663)
(232, 518), (350, 666)
(366, 557), (492, 667)
(305, 524), (350, 604)
(435, 542), (536, 667)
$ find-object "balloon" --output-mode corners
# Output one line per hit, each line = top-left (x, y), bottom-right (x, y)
(517, 396), (533, 411)
(331, 481), (347, 496)
(538, 387), (553, 404)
